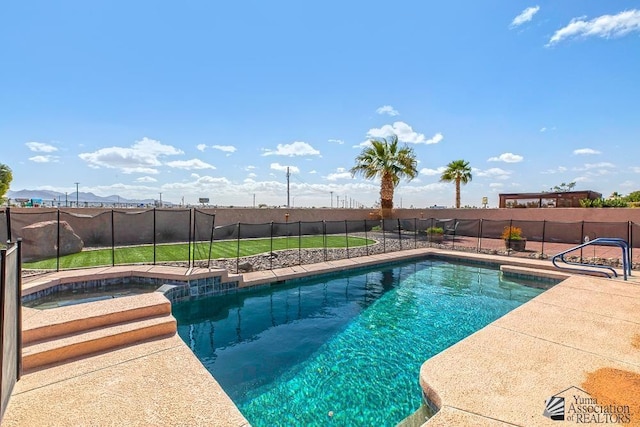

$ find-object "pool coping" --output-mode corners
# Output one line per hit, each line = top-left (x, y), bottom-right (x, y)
(5, 248), (639, 426)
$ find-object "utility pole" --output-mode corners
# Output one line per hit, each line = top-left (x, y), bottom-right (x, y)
(330, 191), (333, 208)
(159, 192), (162, 208)
(286, 167), (291, 208)
(74, 182), (79, 207)
(253, 193), (256, 208)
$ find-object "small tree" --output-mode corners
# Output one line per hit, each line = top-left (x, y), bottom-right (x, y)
(627, 191), (640, 203)
(0, 163), (12, 203)
(549, 182), (576, 192)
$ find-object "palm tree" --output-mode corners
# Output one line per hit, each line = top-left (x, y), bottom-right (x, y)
(350, 135), (418, 218)
(440, 160), (472, 208)
(0, 163), (12, 203)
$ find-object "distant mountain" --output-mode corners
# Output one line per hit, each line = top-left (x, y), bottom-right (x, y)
(7, 189), (158, 205)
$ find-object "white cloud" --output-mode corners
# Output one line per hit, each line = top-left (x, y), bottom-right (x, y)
(376, 105), (399, 116)
(325, 168), (352, 181)
(541, 166), (568, 174)
(247, 172), (257, 178)
(245, 165), (256, 171)
(196, 144), (207, 152)
(575, 162), (615, 171)
(262, 141), (320, 157)
(573, 148), (601, 155)
(476, 168), (512, 179)
(328, 139), (344, 144)
(326, 172), (352, 181)
(212, 145), (237, 153)
(510, 6), (540, 28)
(165, 159), (216, 170)
(78, 137), (183, 174)
(362, 122), (443, 146)
(163, 175), (232, 192)
(487, 152), (523, 163)
(489, 183), (504, 188)
(539, 127), (547, 133)
(136, 176), (158, 183)
(419, 167), (446, 176)
(548, 10), (640, 46)
(26, 141), (58, 153)
(29, 155), (58, 163)
(632, 167), (640, 173)
(270, 163), (300, 173)
(309, 170), (317, 174)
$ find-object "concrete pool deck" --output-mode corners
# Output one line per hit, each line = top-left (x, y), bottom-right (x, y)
(420, 273), (640, 426)
(3, 248), (639, 426)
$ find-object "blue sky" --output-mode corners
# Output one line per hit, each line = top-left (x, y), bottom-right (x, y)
(2, 1), (639, 208)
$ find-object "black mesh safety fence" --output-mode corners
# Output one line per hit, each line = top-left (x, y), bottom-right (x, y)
(323, 220), (347, 261)
(447, 219), (481, 252)
(582, 221), (629, 241)
(112, 210), (152, 266)
(10, 211), (640, 273)
(0, 210), (7, 244)
(631, 222), (640, 265)
(299, 221), (326, 265)
(212, 223), (237, 241)
(577, 221), (634, 266)
(235, 222), (275, 272)
(506, 220), (546, 260)
(9, 209), (57, 266)
(193, 210), (215, 268)
(345, 219), (370, 258)
(1, 241), (21, 422)
(63, 210), (113, 248)
(415, 218), (438, 248)
(365, 219), (384, 255)
(153, 209), (191, 266)
(60, 210), (113, 268)
(537, 221), (584, 261)
(478, 219), (512, 255)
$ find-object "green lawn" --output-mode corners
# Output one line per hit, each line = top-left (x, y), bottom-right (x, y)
(24, 235), (375, 269)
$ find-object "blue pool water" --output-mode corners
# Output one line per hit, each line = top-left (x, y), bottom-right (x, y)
(173, 258), (548, 426)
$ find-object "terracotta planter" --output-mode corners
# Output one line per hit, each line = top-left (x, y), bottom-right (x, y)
(427, 233), (444, 243)
(504, 239), (526, 251)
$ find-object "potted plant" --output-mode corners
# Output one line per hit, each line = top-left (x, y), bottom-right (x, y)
(426, 226), (444, 243)
(502, 226), (526, 251)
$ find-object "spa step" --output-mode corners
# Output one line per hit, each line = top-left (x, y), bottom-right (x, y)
(22, 313), (176, 371)
(22, 292), (171, 345)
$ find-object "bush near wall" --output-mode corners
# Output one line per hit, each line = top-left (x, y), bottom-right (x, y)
(580, 198), (629, 208)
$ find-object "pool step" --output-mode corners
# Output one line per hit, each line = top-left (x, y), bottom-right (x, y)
(21, 292), (176, 371)
(22, 292), (171, 345)
(22, 314), (176, 371)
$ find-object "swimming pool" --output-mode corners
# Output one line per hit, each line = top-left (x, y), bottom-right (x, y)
(172, 258), (549, 426)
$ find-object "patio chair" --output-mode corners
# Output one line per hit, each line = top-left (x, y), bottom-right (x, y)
(444, 221), (459, 237)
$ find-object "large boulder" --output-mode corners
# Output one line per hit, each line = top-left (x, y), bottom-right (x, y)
(20, 220), (84, 262)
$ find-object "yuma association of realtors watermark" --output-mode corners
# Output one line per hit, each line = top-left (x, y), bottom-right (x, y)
(543, 387), (632, 424)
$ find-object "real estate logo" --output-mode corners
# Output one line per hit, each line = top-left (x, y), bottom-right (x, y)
(543, 386), (632, 424)
(544, 395), (566, 420)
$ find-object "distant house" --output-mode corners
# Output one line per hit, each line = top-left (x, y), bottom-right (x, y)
(499, 191), (602, 208)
